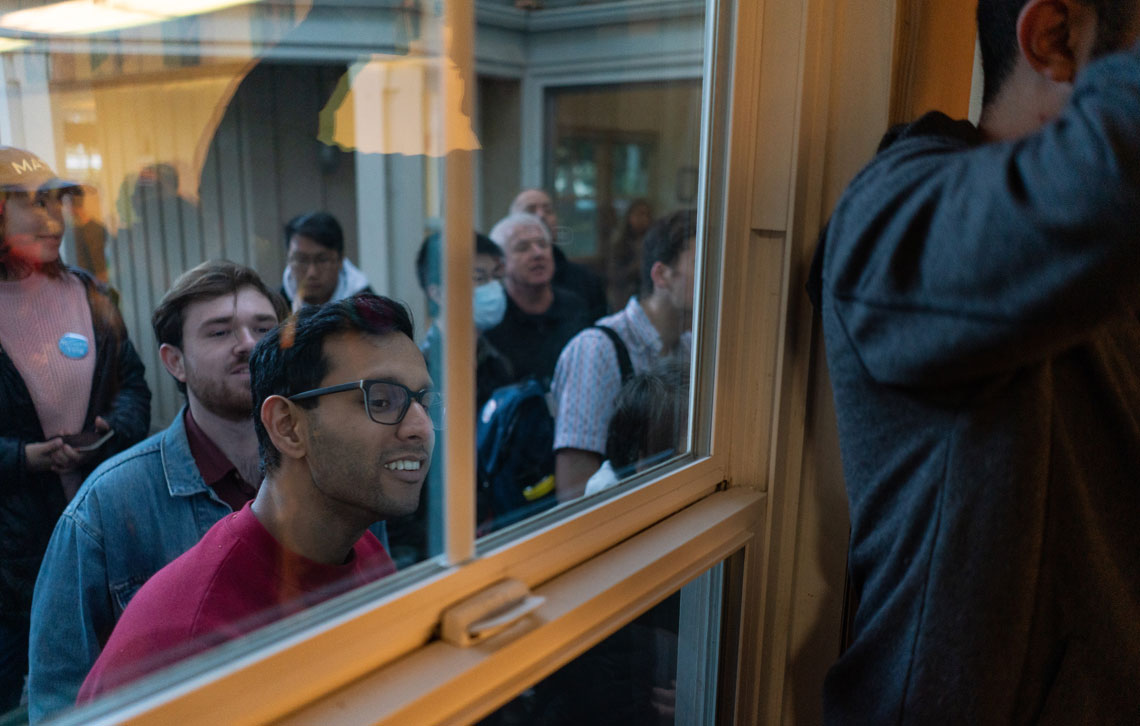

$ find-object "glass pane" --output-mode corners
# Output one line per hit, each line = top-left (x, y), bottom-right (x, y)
(1, 2), (453, 722)
(480, 563), (726, 726)
(473, 1), (710, 536)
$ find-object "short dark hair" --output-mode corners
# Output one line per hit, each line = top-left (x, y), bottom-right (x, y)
(415, 231), (502, 316)
(284, 211), (344, 256)
(250, 293), (415, 473)
(605, 360), (690, 474)
(978, 0), (1139, 105)
(151, 260), (287, 393)
(641, 209), (697, 297)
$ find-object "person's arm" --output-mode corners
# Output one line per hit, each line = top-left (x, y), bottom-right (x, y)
(28, 511), (113, 723)
(551, 330), (622, 501)
(555, 448), (603, 502)
(97, 332), (151, 458)
(825, 51), (1140, 388)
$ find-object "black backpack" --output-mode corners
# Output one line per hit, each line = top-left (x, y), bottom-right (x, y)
(475, 326), (632, 533)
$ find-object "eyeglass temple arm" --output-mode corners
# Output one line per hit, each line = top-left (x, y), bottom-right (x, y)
(287, 381), (365, 401)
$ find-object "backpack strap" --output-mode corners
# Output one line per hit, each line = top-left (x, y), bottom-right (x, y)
(592, 325), (633, 385)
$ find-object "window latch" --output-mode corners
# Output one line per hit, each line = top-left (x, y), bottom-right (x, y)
(440, 579), (545, 647)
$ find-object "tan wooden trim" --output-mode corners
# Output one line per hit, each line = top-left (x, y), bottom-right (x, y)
(274, 489), (765, 726)
(889, 0), (978, 124)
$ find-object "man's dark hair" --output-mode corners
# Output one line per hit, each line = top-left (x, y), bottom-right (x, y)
(284, 211), (345, 256)
(250, 293), (415, 473)
(605, 360), (690, 474)
(152, 260), (287, 393)
(415, 231), (502, 316)
(978, 0), (1138, 105)
(641, 209), (697, 297)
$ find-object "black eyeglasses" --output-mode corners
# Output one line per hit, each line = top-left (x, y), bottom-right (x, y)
(288, 379), (445, 430)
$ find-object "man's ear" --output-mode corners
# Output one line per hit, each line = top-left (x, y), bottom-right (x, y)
(158, 343), (187, 384)
(1018, 0), (1098, 83)
(261, 395), (308, 463)
(648, 260), (672, 296)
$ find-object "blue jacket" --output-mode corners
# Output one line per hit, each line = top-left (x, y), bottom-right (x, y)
(27, 411), (232, 723)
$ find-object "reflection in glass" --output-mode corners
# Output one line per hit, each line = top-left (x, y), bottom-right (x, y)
(74, 294), (430, 705)
(474, 4), (706, 534)
(4, 1), (455, 722)
(1, 0), (713, 720)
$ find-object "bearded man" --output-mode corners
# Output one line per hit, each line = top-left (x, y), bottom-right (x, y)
(27, 261), (287, 722)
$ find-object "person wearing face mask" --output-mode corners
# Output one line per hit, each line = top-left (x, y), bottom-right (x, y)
(415, 230), (513, 409)
(386, 231), (514, 565)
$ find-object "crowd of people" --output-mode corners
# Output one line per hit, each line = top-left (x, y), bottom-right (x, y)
(5, 0), (1140, 721)
(0, 144), (694, 721)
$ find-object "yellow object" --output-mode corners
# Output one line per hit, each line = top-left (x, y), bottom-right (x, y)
(523, 475), (555, 502)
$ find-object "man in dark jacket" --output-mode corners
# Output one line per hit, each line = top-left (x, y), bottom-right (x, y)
(510, 189), (608, 322)
(813, 1), (1140, 722)
(484, 212), (590, 383)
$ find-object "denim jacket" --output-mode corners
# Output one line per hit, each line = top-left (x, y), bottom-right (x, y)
(26, 411), (233, 723)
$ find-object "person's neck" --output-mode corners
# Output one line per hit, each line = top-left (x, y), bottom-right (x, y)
(640, 293), (687, 353)
(250, 467), (365, 566)
(506, 280), (554, 315)
(0, 261), (37, 282)
(977, 69), (1067, 142)
(186, 396), (262, 487)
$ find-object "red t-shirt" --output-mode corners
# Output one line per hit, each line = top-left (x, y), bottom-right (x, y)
(77, 503), (395, 702)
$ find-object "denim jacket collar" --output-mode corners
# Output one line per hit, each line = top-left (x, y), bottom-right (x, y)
(161, 408), (212, 498)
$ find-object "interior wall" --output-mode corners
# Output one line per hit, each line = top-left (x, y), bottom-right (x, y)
(477, 75), (521, 231)
(549, 81), (702, 223)
(765, 0), (897, 721)
(75, 62), (358, 430)
(779, 0), (981, 722)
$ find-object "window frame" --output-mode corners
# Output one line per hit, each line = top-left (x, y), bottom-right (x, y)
(36, 0), (853, 720)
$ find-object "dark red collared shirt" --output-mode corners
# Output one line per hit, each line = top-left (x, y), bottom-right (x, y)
(183, 408), (258, 511)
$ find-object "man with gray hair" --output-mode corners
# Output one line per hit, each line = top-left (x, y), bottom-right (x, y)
(509, 188), (607, 322)
(483, 212), (590, 383)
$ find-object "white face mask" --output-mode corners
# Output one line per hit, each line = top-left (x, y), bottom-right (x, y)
(473, 279), (507, 331)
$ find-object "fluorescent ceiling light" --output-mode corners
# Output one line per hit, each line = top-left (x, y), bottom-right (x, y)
(0, 0), (258, 36)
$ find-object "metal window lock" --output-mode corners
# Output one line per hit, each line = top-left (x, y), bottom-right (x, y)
(440, 579), (545, 647)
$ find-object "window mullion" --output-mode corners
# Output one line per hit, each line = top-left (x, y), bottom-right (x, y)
(442, 0), (478, 567)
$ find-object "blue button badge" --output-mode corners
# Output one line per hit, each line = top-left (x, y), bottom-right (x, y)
(58, 333), (89, 359)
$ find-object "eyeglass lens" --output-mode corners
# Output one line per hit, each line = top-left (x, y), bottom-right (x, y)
(365, 380), (445, 429)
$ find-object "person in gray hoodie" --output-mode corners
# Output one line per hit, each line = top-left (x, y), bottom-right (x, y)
(811, 0), (1140, 722)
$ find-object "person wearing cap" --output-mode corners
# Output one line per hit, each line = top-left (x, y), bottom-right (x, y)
(0, 146), (151, 709)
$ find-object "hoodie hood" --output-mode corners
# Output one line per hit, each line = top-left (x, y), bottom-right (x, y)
(282, 257), (372, 304)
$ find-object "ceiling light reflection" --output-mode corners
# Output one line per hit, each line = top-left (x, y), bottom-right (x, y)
(0, 0), (259, 36)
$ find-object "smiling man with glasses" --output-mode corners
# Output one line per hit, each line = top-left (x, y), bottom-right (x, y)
(77, 294), (434, 702)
